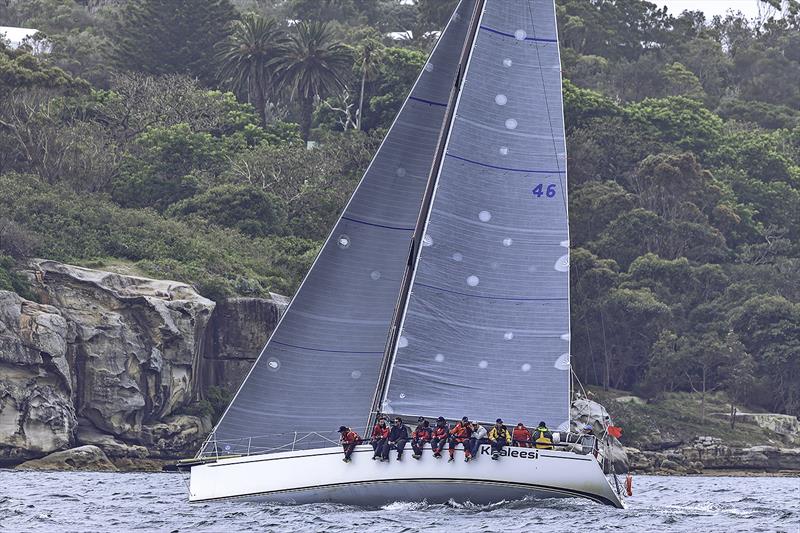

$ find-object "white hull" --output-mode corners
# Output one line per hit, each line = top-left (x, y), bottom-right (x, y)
(189, 444), (624, 508)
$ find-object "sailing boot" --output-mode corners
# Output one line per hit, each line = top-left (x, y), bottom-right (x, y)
(448, 457), (454, 463)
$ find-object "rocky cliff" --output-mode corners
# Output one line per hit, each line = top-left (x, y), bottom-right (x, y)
(0, 260), (285, 468)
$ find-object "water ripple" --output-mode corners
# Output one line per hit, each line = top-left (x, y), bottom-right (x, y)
(0, 471), (797, 532)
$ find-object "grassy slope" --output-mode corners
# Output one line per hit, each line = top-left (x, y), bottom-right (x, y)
(588, 387), (789, 449)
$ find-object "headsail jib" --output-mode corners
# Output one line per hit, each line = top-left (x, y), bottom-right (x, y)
(201, 1), (477, 458)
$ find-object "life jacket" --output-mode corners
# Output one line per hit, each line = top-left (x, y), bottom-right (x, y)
(371, 424), (389, 439)
(432, 425), (448, 439)
(413, 426), (431, 441)
(450, 422), (471, 439)
(341, 430), (360, 445)
(489, 426), (510, 442)
(513, 426), (531, 445)
(534, 427), (553, 449)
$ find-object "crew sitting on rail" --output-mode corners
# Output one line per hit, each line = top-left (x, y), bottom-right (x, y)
(512, 422), (532, 448)
(338, 426), (360, 463)
(411, 417), (432, 459)
(380, 417), (409, 461)
(369, 417), (390, 460)
(467, 421), (488, 460)
(488, 419), (512, 460)
(532, 421), (554, 450)
(431, 417), (449, 458)
(448, 416), (473, 463)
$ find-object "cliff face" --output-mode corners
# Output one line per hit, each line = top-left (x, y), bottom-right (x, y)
(0, 260), (284, 467)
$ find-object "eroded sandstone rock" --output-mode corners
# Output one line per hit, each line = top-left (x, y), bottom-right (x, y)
(28, 260), (215, 440)
(16, 444), (116, 471)
(0, 291), (75, 463)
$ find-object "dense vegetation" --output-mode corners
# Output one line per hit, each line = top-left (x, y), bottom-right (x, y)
(0, 0), (797, 417)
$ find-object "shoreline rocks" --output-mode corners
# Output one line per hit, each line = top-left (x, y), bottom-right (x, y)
(1, 260), (284, 468)
(627, 436), (800, 474)
(15, 445), (116, 471)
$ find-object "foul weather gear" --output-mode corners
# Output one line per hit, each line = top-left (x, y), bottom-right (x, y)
(533, 424), (554, 450)
(512, 425), (532, 447)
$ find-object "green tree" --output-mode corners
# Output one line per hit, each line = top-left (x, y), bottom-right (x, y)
(216, 14), (288, 126)
(167, 183), (287, 238)
(276, 21), (351, 141)
(112, 0), (237, 84)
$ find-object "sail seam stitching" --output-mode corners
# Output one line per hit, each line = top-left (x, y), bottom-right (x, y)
(341, 216), (415, 231)
(272, 340), (382, 355)
(479, 25), (557, 42)
(446, 153), (565, 173)
(409, 96), (448, 107)
(414, 282), (567, 302)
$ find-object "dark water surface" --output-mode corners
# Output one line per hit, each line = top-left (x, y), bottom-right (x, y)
(1, 471), (797, 532)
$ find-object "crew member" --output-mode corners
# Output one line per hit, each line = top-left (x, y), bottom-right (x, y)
(512, 422), (532, 447)
(411, 417), (432, 459)
(338, 426), (360, 463)
(381, 417), (409, 461)
(369, 417), (389, 460)
(430, 416), (449, 458)
(467, 421), (488, 460)
(488, 419), (511, 460)
(532, 421), (554, 450)
(448, 416), (473, 463)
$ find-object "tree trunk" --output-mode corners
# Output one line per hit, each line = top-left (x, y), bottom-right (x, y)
(300, 97), (314, 142)
(701, 367), (707, 423)
(730, 403), (737, 430)
(356, 50), (369, 131)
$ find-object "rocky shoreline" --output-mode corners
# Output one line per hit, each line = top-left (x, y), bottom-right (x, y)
(0, 260), (285, 469)
(2, 261), (799, 475)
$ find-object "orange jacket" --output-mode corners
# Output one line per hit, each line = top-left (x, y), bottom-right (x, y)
(341, 430), (360, 445)
(432, 425), (448, 439)
(371, 424), (389, 439)
(450, 422), (471, 439)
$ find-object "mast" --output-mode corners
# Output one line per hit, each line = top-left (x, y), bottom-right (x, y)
(367, 0), (487, 428)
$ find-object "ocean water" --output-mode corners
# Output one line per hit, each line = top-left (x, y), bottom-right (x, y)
(0, 471), (797, 532)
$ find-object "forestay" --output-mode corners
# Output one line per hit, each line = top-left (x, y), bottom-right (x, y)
(383, 0), (571, 429)
(201, 1), (476, 457)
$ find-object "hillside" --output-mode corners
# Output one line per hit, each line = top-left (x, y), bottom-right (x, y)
(0, 0), (797, 425)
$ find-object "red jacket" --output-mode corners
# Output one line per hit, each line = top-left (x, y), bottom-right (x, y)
(341, 430), (360, 445)
(412, 426), (432, 441)
(450, 422), (472, 439)
(513, 426), (532, 446)
(432, 425), (448, 439)
(371, 424), (389, 439)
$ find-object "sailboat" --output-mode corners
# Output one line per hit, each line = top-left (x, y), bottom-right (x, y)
(185, 0), (624, 508)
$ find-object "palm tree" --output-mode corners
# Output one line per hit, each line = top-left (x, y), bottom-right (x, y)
(354, 37), (384, 131)
(276, 21), (351, 141)
(216, 14), (288, 126)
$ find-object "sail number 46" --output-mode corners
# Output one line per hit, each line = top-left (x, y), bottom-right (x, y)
(532, 184), (557, 198)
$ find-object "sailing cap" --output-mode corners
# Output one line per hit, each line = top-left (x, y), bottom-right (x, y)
(418, 416), (425, 422)
(496, 418), (503, 424)
(437, 416), (445, 422)
(338, 426), (348, 433)
(539, 421), (547, 427)
(461, 416), (469, 422)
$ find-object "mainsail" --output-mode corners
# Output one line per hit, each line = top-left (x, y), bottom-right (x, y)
(202, 1), (477, 456)
(382, 0), (571, 429)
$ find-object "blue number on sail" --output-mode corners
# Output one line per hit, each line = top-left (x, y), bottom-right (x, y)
(532, 184), (557, 198)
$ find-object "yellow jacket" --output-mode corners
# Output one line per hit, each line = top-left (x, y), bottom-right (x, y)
(488, 426), (511, 442)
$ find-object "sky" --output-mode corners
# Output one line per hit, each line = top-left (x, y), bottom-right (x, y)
(654, 0), (771, 19)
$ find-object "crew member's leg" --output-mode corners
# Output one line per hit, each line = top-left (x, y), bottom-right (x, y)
(395, 438), (407, 460)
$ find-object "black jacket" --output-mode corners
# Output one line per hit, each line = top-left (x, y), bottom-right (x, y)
(388, 424), (409, 441)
